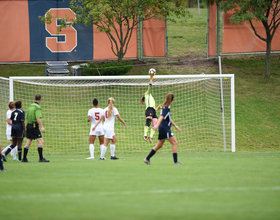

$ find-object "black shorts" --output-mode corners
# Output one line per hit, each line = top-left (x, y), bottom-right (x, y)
(145, 107), (158, 119)
(158, 128), (174, 140)
(26, 123), (42, 140)
(11, 128), (25, 138)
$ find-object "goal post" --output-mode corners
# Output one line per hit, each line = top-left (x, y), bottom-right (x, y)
(1, 74), (235, 155)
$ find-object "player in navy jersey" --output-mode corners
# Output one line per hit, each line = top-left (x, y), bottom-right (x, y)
(143, 93), (181, 165)
(0, 143), (8, 172)
(1, 101), (18, 161)
(2, 100), (25, 161)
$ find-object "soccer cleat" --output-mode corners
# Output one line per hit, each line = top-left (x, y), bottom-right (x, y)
(13, 158), (19, 161)
(148, 137), (152, 143)
(0, 168), (9, 172)
(174, 162), (182, 165)
(143, 136), (147, 142)
(85, 157), (94, 160)
(99, 157), (106, 160)
(143, 158), (151, 165)
(2, 153), (7, 162)
(39, 158), (50, 162)
(111, 156), (119, 160)
(21, 158), (29, 163)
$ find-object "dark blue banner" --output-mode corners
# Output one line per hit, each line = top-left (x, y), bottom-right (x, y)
(28, 0), (93, 61)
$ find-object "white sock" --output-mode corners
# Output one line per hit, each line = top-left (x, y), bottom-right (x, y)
(11, 146), (18, 159)
(101, 146), (107, 158)
(89, 144), (94, 158)
(100, 144), (104, 153)
(110, 144), (115, 157)
(2, 146), (10, 154)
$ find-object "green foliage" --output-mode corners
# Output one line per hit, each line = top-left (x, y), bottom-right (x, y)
(215, 0), (280, 78)
(40, 0), (190, 62)
(81, 61), (133, 76)
(219, 0), (272, 23)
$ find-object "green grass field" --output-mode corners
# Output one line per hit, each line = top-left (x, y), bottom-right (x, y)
(1, 7), (280, 220)
(1, 152), (280, 220)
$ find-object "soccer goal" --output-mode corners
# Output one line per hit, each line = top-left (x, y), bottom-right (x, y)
(0, 74), (235, 155)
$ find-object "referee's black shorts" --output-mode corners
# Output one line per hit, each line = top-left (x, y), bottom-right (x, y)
(26, 123), (42, 140)
(145, 107), (158, 118)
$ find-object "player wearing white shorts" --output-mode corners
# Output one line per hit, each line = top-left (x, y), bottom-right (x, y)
(87, 98), (105, 159)
(2, 101), (18, 161)
(92, 97), (126, 160)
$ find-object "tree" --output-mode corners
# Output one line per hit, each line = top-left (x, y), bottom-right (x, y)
(40, 0), (189, 63)
(210, 0), (280, 78)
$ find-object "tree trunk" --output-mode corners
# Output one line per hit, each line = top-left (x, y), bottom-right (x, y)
(264, 39), (271, 79)
(117, 46), (124, 63)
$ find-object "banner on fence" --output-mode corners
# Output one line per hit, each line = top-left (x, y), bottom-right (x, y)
(208, 1), (280, 56)
(0, 0), (165, 62)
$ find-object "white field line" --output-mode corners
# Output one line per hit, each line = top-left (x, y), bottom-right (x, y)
(1, 186), (280, 199)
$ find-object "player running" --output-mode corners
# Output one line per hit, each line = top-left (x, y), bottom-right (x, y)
(87, 98), (105, 159)
(2, 100), (25, 162)
(2, 101), (18, 161)
(0, 143), (8, 172)
(143, 93), (181, 165)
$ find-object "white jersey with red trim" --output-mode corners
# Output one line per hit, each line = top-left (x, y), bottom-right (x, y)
(6, 109), (13, 136)
(88, 107), (104, 132)
(103, 107), (119, 130)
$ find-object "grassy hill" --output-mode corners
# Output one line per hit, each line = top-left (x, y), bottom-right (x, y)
(0, 8), (279, 151)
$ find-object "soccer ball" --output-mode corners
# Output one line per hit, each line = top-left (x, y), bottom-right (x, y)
(149, 68), (156, 77)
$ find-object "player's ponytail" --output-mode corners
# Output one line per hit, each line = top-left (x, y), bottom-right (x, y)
(107, 97), (115, 120)
(140, 93), (146, 105)
(163, 93), (174, 107)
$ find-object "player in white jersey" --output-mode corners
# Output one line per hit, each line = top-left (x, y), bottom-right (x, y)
(86, 98), (105, 159)
(92, 97), (126, 160)
(2, 101), (18, 161)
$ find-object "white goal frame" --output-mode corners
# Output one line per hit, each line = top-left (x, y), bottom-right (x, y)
(7, 74), (235, 153)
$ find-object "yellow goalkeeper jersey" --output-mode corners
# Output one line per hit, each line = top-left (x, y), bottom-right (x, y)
(144, 84), (156, 109)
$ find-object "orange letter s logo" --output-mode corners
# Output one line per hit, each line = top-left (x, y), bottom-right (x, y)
(45, 8), (77, 53)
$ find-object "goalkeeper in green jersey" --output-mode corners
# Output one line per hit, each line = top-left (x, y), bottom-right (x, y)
(141, 77), (162, 143)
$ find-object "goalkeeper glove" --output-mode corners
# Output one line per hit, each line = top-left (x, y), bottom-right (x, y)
(156, 104), (162, 110)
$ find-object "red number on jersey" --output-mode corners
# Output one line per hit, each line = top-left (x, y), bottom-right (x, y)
(95, 112), (100, 120)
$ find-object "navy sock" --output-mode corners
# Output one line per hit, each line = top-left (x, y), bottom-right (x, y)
(18, 151), (22, 161)
(146, 149), (156, 160)
(0, 154), (4, 170)
(5, 146), (13, 156)
(173, 153), (178, 163)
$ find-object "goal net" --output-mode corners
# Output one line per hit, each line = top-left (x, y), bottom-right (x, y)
(0, 75), (235, 155)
